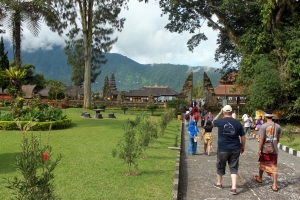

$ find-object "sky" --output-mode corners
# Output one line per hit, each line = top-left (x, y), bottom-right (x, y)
(2, 1), (221, 68)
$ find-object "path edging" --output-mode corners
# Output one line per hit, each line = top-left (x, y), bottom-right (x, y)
(250, 133), (300, 157)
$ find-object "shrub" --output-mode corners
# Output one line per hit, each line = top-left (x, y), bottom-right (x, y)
(112, 119), (142, 175)
(121, 106), (128, 114)
(75, 103), (82, 108)
(99, 105), (107, 110)
(6, 121), (61, 199)
(0, 119), (72, 130)
(136, 113), (159, 157)
(146, 104), (158, 116)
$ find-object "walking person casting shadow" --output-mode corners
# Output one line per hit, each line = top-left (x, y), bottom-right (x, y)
(187, 120), (199, 155)
(254, 109), (282, 192)
(201, 120), (213, 156)
(212, 105), (246, 195)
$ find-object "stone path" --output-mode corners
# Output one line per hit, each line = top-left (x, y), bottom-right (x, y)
(176, 122), (300, 200)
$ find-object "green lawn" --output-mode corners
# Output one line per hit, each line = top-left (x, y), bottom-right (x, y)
(0, 108), (180, 199)
(279, 133), (300, 151)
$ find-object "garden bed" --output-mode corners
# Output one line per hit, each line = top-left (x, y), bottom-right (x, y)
(0, 119), (72, 130)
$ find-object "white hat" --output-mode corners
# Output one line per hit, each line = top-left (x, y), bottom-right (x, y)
(222, 105), (232, 112)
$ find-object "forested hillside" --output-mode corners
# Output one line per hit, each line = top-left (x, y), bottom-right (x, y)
(4, 41), (221, 93)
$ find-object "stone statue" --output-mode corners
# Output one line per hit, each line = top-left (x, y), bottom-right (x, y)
(148, 93), (154, 104)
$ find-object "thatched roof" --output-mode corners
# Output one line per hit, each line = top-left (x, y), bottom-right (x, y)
(38, 88), (49, 97)
(64, 85), (84, 98)
(124, 85), (178, 98)
(0, 89), (8, 95)
(22, 85), (37, 99)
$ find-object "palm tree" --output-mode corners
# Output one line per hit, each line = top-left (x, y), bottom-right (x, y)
(0, 0), (61, 69)
(3, 66), (26, 97)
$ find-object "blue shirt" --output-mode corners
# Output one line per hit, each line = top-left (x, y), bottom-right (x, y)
(213, 118), (245, 152)
(187, 120), (199, 137)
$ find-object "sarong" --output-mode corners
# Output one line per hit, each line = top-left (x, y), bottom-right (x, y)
(259, 153), (278, 176)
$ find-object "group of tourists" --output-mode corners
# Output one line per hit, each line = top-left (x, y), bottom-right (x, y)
(186, 105), (282, 195)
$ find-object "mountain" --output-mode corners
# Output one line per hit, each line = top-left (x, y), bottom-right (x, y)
(4, 40), (221, 93)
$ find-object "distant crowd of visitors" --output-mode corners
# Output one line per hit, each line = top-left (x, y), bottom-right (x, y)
(185, 102), (282, 195)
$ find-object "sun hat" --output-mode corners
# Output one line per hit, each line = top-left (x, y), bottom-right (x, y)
(222, 105), (232, 112)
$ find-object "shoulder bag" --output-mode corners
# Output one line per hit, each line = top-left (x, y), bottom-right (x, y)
(262, 123), (275, 153)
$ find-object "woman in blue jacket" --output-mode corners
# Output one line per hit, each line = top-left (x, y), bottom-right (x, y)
(188, 120), (199, 154)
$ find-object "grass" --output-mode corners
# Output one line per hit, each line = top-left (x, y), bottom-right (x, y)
(0, 107), (181, 200)
(279, 132), (300, 151)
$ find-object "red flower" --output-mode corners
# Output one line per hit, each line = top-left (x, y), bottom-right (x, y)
(43, 152), (49, 161)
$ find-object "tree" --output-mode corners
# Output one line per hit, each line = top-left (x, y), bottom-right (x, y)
(52, 0), (129, 109)
(145, 0), (300, 118)
(46, 80), (66, 100)
(193, 81), (203, 99)
(0, 0), (62, 69)
(65, 38), (106, 87)
(112, 118), (142, 175)
(2, 67), (26, 98)
(146, 104), (158, 116)
(244, 58), (282, 112)
(0, 36), (9, 104)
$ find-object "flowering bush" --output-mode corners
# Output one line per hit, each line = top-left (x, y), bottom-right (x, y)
(0, 105), (67, 122)
(6, 121), (61, 199)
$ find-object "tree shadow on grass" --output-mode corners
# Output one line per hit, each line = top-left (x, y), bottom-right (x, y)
(0, 152), (20, 174)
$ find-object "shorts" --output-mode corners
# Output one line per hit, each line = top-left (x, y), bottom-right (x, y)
(244, 127), (251, 134)
(204, 133), (213, 144)
(216, 150), (240, 175)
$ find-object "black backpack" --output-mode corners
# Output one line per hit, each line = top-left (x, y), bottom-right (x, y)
(185, 113), (190, 120)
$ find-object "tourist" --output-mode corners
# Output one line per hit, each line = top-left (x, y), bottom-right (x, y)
(201, 120), (213, 156)
(201, 111), (206, 127)
(187, 120), (199, 155)
(194, 110), (199, 126)
(207, 111), (214, 121)
(243, 114), (253, 139)
(232, 110), (237, 119)
(184, 111), (190, 126)
(254, 109), (282, 192)
(255, 116), (264, 142)
(212, 105), (246, 195)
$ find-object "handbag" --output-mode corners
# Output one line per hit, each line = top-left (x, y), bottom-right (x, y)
(263, 142), (275, 153)
(193, 126), (200, 142)
(194, 136), (201, 142)
(262, 123), (275, 154)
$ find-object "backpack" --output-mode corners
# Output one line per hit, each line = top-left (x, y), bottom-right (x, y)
(185, 113), (190, 120)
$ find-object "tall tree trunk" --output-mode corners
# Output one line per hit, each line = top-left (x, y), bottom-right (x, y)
(81, 0), (93, 109)
(13, 11), (22, 70)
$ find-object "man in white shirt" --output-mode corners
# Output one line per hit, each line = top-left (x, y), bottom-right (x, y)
(243, 114), (253, 139)
(232, 110), (237, 119)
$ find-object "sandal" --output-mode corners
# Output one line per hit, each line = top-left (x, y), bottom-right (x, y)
(253, 175), (262, 183)
(271, 185), (278, 192)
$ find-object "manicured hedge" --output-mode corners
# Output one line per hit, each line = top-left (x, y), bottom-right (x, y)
(0, 119), (72, 131)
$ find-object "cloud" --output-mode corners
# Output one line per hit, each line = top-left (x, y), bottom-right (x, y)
(2, 1), (221, 68)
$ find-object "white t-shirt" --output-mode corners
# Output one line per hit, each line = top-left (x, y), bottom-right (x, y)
(243, 116), (252, 127)
(232, 113), (236, 119)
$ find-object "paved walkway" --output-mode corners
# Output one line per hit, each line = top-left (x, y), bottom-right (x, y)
(177, 121), (300, 200)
